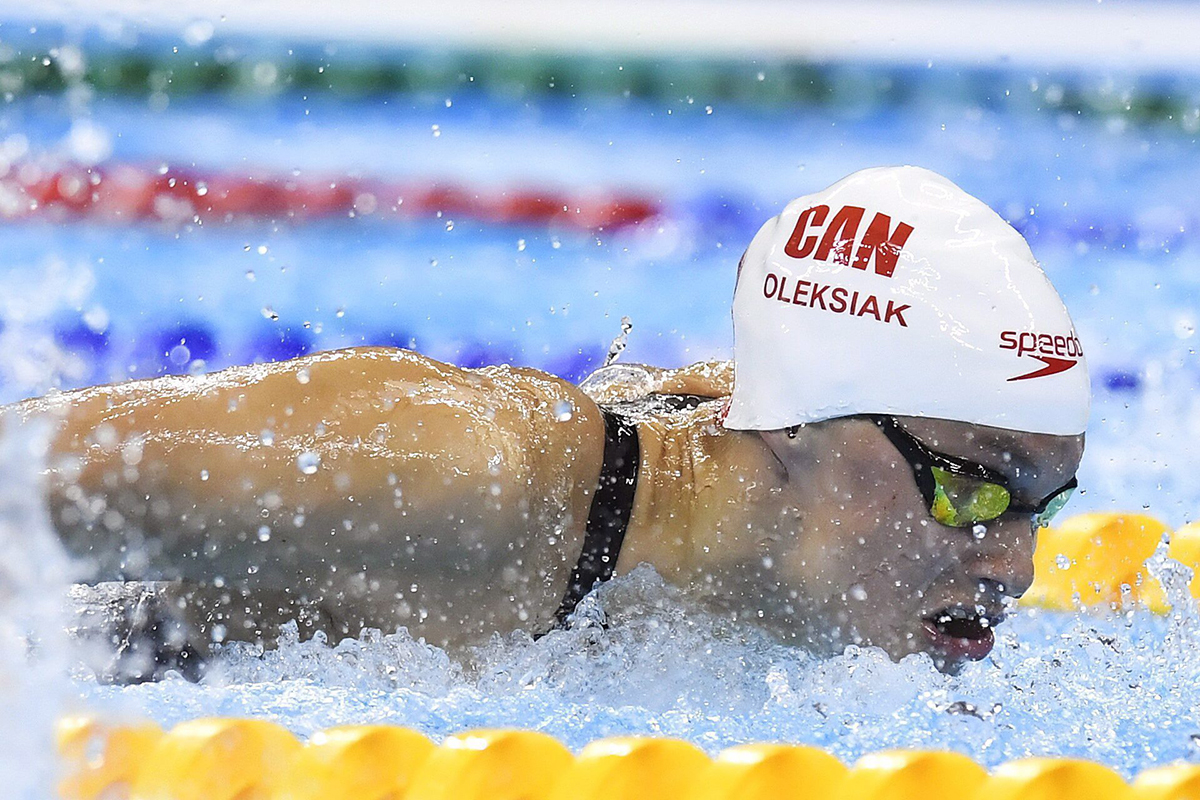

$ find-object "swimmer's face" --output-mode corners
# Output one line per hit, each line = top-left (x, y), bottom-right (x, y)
(759, 416), (1084, 671)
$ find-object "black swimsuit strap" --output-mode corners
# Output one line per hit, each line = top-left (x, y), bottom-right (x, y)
(550, 407), (640, 628)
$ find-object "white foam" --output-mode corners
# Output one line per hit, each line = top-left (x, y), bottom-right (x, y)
(71, 563), (1200, 775)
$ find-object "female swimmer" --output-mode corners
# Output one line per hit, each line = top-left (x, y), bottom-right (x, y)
(18, 166), (1087, 676)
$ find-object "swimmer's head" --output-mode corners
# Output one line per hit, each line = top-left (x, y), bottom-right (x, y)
(722, 167), (1088, 669)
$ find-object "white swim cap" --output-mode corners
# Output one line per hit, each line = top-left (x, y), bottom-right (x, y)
(725, 166), (1090, 436)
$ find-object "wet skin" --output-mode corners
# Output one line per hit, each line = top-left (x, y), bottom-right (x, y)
(16, 348), (1083, 671)
(23, 348), (607, 650)
(751, 417), (1084, 669)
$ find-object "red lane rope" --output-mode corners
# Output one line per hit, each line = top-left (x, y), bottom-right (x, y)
(0, 161), (658, 231)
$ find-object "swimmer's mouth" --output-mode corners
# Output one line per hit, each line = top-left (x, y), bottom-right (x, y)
(921, 606), (1001, 663)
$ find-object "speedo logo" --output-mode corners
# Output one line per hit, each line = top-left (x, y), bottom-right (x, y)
(784, 204), (915, 278)
(999, 330), (1084, 381)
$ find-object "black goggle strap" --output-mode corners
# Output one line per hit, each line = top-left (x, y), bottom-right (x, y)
(872, 415), (1079, 520)
(871, 416), (1006, 504)
(1010, 475), (1079, 516)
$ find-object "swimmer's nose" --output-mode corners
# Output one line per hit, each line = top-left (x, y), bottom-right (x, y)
(963, 516), (1037, 598)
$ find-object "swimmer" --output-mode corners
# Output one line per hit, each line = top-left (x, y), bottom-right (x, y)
(16, 166), (1088, 678)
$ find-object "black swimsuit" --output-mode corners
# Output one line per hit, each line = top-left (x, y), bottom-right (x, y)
(548, 393), (713, 627)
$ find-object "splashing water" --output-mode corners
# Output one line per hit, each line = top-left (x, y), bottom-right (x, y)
(603, 316), (634, 367)
(0, 423), (75, 797)
(553, 400), (575, 422)
(0, 261), (91, 797)
(296, 451), (321, 475)
(71, 564), (1200, 776)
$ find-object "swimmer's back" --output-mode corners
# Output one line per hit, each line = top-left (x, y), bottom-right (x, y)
(24, 347), (607, 590)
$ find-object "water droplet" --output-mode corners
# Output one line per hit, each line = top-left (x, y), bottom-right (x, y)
(972, 524), (988, 540)
(445, 220), (454, 232)
(82, 306), (108, 332)
(245, 269), (256, 281)
(1056, 554), (1072, 570)
(849, 584), (868, 602)
(603, 316), (634, 366)
(260, 429), (274, 446)
(257, 525), (271, 542)
(517, 238), (526, 251)
(200, 469), (209, 481)
(66, 120), (112, 165)
(182, 19), (215, 46)
(431, 124), (441, 137)
(297, 451), (321, 475)
(296, 368), (310, 385)
(553, 400), (574, 422)
(257, 244), (268, 255)
(353, 192), (377, 215)
(261, 306), (279, 321)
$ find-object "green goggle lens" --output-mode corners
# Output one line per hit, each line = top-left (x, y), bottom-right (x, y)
(929, 466), (1012, 528)
(1035, 486), (1075, 528)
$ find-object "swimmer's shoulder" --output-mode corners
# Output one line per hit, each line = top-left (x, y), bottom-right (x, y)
(580, 360), (733, 404)
(579, 360), (733, 425)
(289, 346), (566, 392)
(329, 346), (602, 418)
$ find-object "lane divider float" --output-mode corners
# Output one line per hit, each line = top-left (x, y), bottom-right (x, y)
(0, 160), (657, 231)
(57, 716), (1200, 800)
(1026, 513), (1200, 612)
(0, 157), (1186, 255)
(7, 43), (1198, 132)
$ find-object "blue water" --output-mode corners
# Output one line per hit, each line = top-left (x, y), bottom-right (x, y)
(2, 64), (1200, 791)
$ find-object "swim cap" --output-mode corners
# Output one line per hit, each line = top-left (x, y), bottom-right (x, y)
(725, 166), (1090, 435)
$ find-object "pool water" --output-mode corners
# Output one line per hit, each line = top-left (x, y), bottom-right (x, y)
(76, 557), (1200, 776)
(1, 46), (1199, 796)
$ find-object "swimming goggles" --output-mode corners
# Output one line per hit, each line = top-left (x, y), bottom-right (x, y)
(871, 416), (1077, 529)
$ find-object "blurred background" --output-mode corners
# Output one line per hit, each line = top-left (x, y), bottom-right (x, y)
(6, 5), (1200, 792)
(0, 0), (1197, 515)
